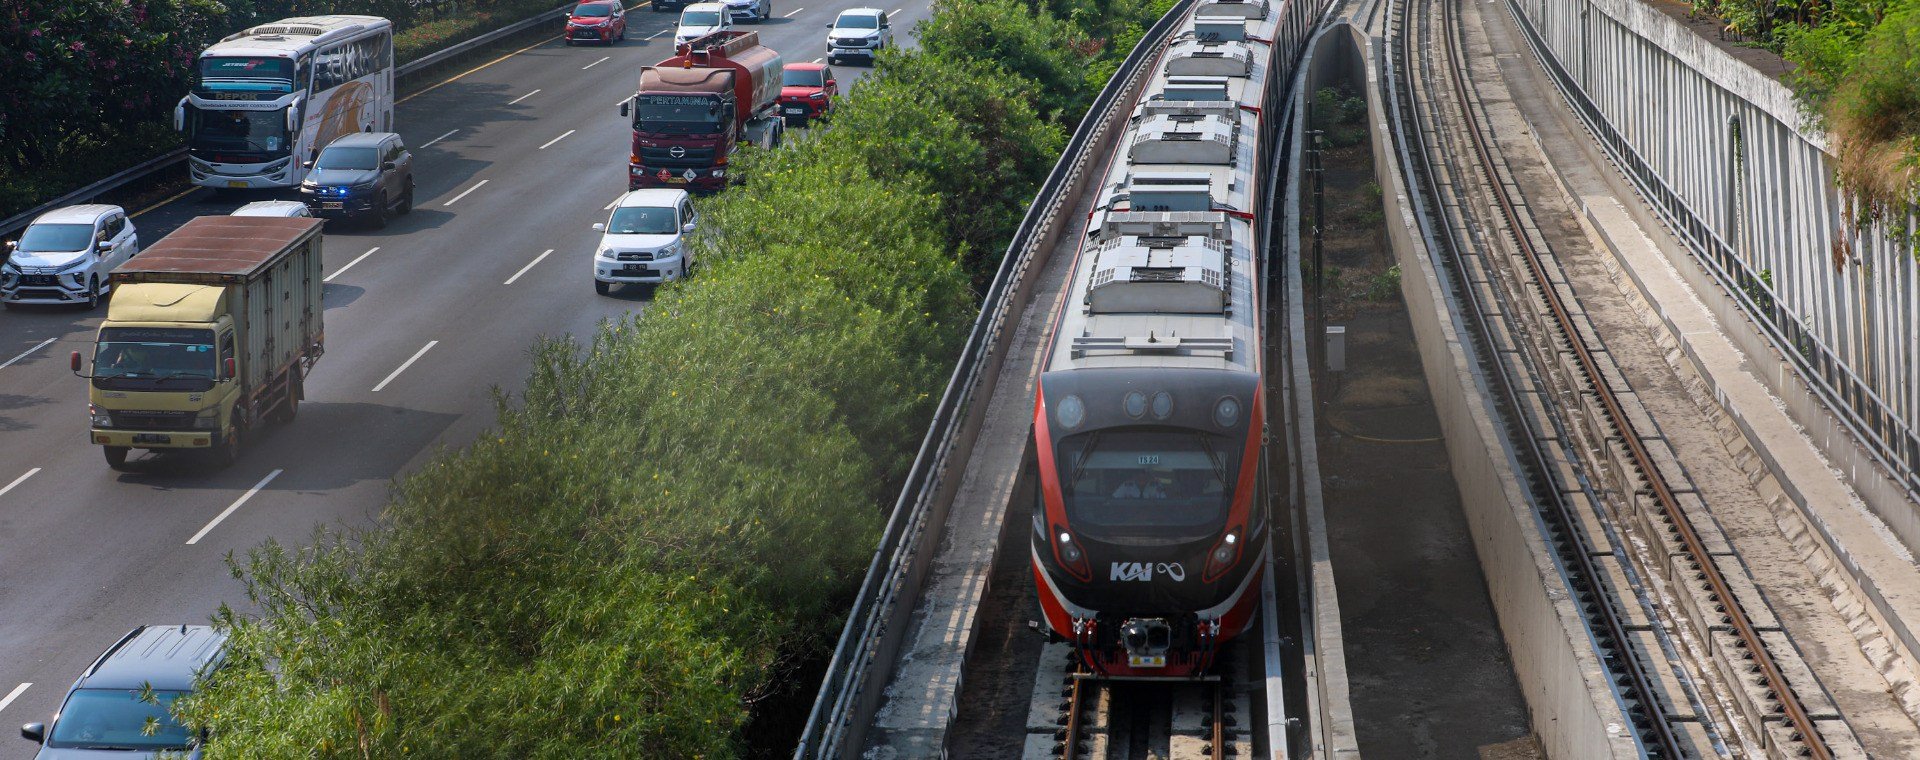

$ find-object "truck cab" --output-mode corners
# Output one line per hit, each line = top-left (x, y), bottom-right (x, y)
(623, 31), (784, 192)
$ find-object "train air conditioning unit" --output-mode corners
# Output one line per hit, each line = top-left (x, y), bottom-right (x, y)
(1082, 232), (1230, 315)
(1127, 171), (1217, 212)
(1190, 15), (1247, 42)
(1131, 112), (1239, 165)
(1163, 75), (1233, 101)
(1198, 0), (1268, 19)
(1166, 38), (1255, 77)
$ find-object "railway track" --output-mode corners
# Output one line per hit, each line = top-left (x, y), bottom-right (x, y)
(1039, 643), (1250, 760)
(1387, 0), (1865, 756)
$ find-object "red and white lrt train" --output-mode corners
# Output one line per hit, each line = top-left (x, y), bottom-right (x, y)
(1031, 0), (1283, 678)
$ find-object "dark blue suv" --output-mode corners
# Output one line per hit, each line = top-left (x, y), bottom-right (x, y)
(19, 626), (227, 759)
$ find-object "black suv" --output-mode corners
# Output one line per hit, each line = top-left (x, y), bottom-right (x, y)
(20, 625), (228, 759)
(299, 132), (416, 227)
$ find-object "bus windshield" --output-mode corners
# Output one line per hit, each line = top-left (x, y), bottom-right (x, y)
(1054, 428), (1236, 541)
(187, 108), (289, 156)
(91, 328), (219, 392)
(197, 56), (296, 94)
(633, 96), (727, 134)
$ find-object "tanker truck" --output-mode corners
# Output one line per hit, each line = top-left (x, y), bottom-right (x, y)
(72, 216), (324, 470)
(620, 30), (784, 191)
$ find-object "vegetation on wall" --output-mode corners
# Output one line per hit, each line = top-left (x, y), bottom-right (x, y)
(172, 0), (1173, 755)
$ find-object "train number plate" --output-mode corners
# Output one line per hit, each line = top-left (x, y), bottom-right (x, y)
(132, 434), (172, 445)
(1128, 655), (1167, 668)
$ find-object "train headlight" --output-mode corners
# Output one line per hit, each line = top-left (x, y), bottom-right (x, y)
(1150, 391), (1173, 420)
(1123, 391), (1146, 418)
(1213, 396), (1241, 428)
(1057, 532), (1082, 564)
(1056, 394), (1086, 429)
(1204, 529), (1242, 582)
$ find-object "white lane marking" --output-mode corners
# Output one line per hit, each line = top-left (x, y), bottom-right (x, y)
(647, 29), (669, 39)
(614, 94), (632, 107)
(888, 8), (898, 15)
(508, 88), (542, 105)
(323, 247), (380, 283)
(784, 6), (803, 15)
(812, 57), (823, 63)
(186, 469), (282, 545)
(504, 249), (555, 285)
(0, 469), (40, 500)
(443, 179), (489, 206)
(0, 337), (57, 371)
(604, 197), (621, 210)
(372, 340), (437, 392)
(583, 55), (611, 69)
(421, 129), (458, 148)
(0, 683), (29, 714)
(538, 129), (577, 150)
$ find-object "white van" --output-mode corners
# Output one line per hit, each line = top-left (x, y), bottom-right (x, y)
(675, 3), (733, 46)
(231, 200), (313, 218)
(1, 204), (138, 309)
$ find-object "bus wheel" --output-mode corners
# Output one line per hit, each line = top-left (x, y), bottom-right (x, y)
(103, 446), (131, 471)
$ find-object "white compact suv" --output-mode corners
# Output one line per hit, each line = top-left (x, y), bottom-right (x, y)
(676, 3), (734, 46)
(827, 8), (891, 65)
(593, 189), (699, 294)
(1, 204), (138, 309)
(720, 0), (771, 23)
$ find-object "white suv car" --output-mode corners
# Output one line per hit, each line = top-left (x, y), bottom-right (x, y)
(593, 189), (699, 294)
(676, 3), (734, 46)
(720, 0), (771, 23)
(827, 8), (892, 65)
(1, 204), (138, 310)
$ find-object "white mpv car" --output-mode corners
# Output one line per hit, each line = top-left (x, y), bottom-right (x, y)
(675, 3), (734, 46)
(2, 204), (138, 309)
(593, 189), (699, 294)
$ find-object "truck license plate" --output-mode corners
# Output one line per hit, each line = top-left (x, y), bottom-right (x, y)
(226, 181), (247, 188)
(1127, 654), (1167, 668)
(133, 434), (172, 445)
(321, 202), (344, 210)
(663, 177), (687, 184)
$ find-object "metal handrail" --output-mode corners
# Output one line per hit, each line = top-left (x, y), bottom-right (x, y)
(0, 3), (573, 239)
(790, 3), (1198, 756)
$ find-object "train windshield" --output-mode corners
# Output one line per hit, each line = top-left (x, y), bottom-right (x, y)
(1055, 428), (1236, 539)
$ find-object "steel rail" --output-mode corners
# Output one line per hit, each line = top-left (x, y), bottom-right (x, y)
(1383, 0), (1688, 755)
(1430, 0), (1831, 755)
(1209, 682), (1224, 760)
(1063, 672), (1090, 760)
(0, 3), (576, 239)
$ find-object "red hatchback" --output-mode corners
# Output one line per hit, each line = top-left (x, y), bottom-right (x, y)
(777, 63), (838, 126)
(566, 1), (627, 45)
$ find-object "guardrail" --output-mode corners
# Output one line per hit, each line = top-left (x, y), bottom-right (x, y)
(789, 3), (1198, 756)
(0, 3), (573, 239)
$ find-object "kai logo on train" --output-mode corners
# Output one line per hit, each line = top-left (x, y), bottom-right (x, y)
(1110, 562), (1186, 582)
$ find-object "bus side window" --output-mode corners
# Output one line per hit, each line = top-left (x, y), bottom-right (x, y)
(296, 53), (312, 92)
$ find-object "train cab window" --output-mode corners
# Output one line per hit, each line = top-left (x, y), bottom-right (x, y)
(1055, 428), (1235, 539)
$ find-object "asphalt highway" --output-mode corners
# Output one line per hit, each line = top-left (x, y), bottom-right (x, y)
(0, 1), (932, 750)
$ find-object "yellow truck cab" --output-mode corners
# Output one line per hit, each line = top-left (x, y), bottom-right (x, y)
(73, 216), (324, 470)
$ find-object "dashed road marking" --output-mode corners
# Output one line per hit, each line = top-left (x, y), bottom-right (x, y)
(444, 180), (489, 206)
(372, 341), (438, 392)
(420, 129), (459, 148)
(0, 468), (40, 500)
(539, 129), (577, 150)
(324, 247), (381, 283)
(186, 469), (282, 545)
(504, 249), (555, 285)
(0, 683), (29, 714)
(508, 88), (542, 104)
(785, 6), (804, 15)
(583, 55), (611, 69)
(0, 338), (57, 371)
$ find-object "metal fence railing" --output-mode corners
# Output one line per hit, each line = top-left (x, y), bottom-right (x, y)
(788, 3), (1199, 756)
(0, 3), (572, 240)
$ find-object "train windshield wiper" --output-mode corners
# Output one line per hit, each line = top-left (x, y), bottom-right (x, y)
(1068, 430), (1103, 487)
(1197, 433), (1227, 485)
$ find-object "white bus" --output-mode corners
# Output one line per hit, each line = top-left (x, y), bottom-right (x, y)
(177, 16), (394, 189)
